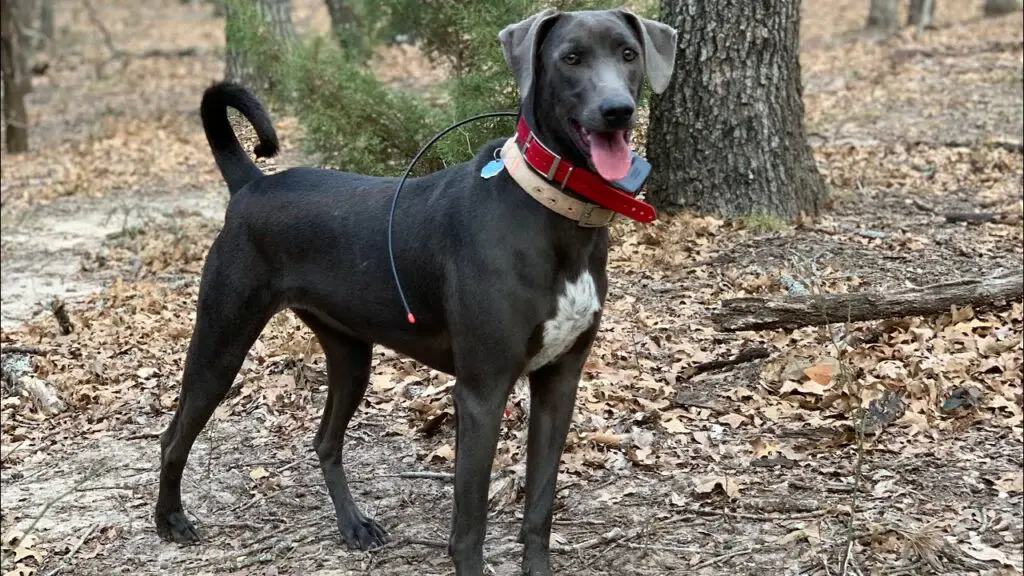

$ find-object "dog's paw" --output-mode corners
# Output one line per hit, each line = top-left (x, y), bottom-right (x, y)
(156, 510), (201, 545)
(337, 512), (388, 551)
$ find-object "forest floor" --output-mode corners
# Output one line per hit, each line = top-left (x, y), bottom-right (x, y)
(1, 1), (1022, 575)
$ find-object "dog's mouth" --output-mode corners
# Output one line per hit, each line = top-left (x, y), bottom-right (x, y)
(571, 120), (631, 182)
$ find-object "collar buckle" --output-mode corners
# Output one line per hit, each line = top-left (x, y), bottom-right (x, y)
(520, 131), (562, 180)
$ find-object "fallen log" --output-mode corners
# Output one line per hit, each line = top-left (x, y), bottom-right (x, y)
(712, 274), (1022, 332)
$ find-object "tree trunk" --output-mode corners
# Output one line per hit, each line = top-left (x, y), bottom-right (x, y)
(907, 0), (936, 27)
(866, 0), (899, 31)
(983, 0), (1022, 16)
(225, 0), (295, 91)
(325, 0), (362, 54)
(647, 0), (828, 220)
(1, 0), (32, 153)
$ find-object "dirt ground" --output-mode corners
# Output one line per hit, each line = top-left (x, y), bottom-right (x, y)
(1, 1), (1022, 575)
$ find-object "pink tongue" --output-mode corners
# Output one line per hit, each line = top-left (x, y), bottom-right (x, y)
(588, 131), (631, 181)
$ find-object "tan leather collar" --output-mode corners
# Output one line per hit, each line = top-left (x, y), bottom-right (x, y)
(500, 138), (615, 228)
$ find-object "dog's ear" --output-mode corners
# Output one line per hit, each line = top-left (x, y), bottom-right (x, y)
(617, 10), (678, 95)
(498, 9), (561, 102)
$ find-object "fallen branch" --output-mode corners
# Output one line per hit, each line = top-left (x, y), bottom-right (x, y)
(0, 345), (49, 356)
(692, 545), (758, 570)
(82, 0), (201, 74)
(911, 138), (1023, 153)
(685, 505), (840, 522)
(944, 211), (1016, 225)
(388, 471), (455, 482)
(712, 274), (1022, 332)
(550, 526), (641, 553)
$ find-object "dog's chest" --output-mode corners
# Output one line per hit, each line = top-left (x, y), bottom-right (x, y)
(525, 272), (601, 373)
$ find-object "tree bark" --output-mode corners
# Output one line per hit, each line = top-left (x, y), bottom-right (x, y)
(866, 0), (899, 31)
(647, 0), (828, 220)
(225, 0), (296, 91)
(907, 0), (936, 27)
(711, 275), (1023, 332)
(1, 0), (32, 153)
(983, 0), (1022, 16)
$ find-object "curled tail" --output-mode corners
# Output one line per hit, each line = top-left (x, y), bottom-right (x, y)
(200, 82), (280, 195)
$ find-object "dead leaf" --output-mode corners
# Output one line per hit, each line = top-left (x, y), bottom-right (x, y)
(750, 437), (779, 459)
(695, 475), (742, 499)
(993, 470), (1023, 495)
(428, 444), (455, 462)
(589, 431), (622, 446)
(961, 540), (1014, 566)
(803, 363), (834, 386)
(718, 413), (747, 428)
(249, 467), (270, 481)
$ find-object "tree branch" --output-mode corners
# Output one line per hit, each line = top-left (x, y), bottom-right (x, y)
(712, 274), (1022, 332)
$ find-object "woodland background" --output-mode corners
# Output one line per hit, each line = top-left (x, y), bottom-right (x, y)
(0, 1), (1022, 575)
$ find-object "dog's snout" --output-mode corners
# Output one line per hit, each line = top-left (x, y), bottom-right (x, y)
(598, 97), (635, 127)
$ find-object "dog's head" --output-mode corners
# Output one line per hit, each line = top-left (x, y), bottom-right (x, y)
(499, 9), (677, 181)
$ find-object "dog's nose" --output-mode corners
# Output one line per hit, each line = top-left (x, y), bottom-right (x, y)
(599, 97), (635, 127)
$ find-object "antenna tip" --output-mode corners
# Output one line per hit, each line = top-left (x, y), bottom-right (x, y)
(407, 313), (416, 325)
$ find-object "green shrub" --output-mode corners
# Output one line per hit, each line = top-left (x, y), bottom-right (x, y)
(224, 0), (661, 175)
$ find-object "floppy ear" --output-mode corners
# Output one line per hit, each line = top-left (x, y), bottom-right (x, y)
(498, 9), (561, 102)
(617, 10), (679, 94)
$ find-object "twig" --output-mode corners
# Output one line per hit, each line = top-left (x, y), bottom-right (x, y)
(276, 455), (315, 474)
(68, 524), (97, 561)
(1, 440), (27, 463)
(12, 465), (112, 550)
(386, 471), (455, 482)
(692, 545), (757, 570)
(686, 505), (839, 522)
(910, 198), (935, 213)
(887, 561), (925, 576)
(853, 229), (888, 240)
(683, 346), (770, 378)
(0, 345), (49, 356)
(81, 0), (123, 59)
(406, 537), (448, 548)
(123, 431), (161, 441)
(80, 0), (200, 72)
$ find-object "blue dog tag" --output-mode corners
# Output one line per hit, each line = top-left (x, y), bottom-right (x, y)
(611, 153), (652, 195)
(480, 158), (505, 179)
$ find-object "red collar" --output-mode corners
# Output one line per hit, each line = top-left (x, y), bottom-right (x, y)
(513, 116), (656, 224)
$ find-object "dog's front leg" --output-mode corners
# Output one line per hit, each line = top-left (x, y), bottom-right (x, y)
(448, 370), (518, 575)
(520, 325), (598, 576)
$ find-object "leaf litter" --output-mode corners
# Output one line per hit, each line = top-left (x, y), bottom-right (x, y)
(1, 0), (1022, 575)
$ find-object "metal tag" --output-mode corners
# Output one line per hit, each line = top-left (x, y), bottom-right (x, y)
(480, 158), (505, 179)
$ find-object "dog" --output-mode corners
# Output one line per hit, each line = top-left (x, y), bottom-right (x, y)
(155, 8), (676, 575)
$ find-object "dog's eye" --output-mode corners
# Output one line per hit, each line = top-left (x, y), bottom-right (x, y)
(623, 48), (638, 62)
(562, 53), (581, 66)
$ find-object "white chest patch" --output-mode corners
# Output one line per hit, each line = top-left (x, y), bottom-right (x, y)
(525, 271), (601, 373)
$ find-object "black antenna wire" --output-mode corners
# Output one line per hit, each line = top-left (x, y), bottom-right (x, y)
(387, 111), (520, 324)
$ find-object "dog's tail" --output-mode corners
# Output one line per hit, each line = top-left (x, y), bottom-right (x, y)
(200, 82), (280, 195)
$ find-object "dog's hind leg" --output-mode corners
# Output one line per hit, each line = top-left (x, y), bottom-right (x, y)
(155, 254), (277, 544)
(295, 311), (387, 550)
